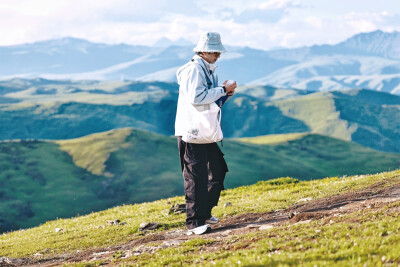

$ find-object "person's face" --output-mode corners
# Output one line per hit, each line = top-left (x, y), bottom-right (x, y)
(202, 52), (221, 64)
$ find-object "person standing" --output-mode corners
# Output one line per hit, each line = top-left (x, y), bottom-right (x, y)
(175, 32), (237, 235)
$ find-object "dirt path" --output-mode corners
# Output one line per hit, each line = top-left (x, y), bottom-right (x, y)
(5, 181), (400, 267)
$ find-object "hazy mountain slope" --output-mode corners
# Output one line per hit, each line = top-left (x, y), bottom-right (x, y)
(339, 30), (400, 59)
(253, 30), (400, 92)
(2, 31), (399, 91)
(250, 55), (400, 92)
(266, 30), (400, 61)
(0, 37), (154, 77)
(1, 128), (399, 233)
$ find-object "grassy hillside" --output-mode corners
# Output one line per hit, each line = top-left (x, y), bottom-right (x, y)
(1, 128), (399, 233)
(0, 140), (108, 233)
(270, 89), (400, 152)
(229, 133), (400, 187)
(1, 169), (399, 266)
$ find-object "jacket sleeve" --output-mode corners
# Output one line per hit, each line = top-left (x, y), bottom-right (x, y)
(185, 65), (226, 105)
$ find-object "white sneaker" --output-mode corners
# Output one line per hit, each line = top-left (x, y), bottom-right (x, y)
(205, 216), (219, 224)
(187, 224), (211, 235)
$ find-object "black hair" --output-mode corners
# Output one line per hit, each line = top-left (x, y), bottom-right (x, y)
(195, 52), (203, 56)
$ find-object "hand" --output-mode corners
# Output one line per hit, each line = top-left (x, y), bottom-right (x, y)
(223, 80), (237, 96)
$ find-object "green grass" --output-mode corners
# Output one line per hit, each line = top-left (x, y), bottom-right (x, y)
(120, 203), (400, 266)
(1, 169), (399, 260)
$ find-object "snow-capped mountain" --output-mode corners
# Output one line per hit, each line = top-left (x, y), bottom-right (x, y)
(1, 30), (400, 94)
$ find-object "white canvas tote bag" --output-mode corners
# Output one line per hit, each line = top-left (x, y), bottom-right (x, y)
(182, 102), (223, 144)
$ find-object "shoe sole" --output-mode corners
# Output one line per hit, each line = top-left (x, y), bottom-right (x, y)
(187, 226), (211, 235)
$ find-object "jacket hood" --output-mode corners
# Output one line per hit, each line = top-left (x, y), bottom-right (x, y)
(176, 55), (204, 85)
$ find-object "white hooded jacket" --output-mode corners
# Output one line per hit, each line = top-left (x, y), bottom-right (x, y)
(174, 55), (227, 137)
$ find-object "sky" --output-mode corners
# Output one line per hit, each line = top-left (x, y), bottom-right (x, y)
(1, 0), (399, 50)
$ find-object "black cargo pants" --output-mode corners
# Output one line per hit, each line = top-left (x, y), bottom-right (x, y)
(178, 137), (228, 229)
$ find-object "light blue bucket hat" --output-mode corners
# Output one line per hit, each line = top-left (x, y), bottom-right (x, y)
(193, 32), (227, 53)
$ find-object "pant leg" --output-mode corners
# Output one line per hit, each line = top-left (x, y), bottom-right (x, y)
(206, 142), (228, 216)
(177, 137), (209, 229)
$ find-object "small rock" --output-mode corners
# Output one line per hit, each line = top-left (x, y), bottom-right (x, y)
(0, 257), (24, 267)
(33, 253), (43, 257)
(329, 220), (335, 224)
(121, 251), (131, 259)
(107, 219), (120, 225)
(288, 212), (297, 219)
(246, 224), (261, 228)
(169, 204), (186, 214)
(92, 251), (111, 256)
(139, 222), (160, 231)
(221, 230), (232, 235)
(162, 240), (183, 247)
(95, 225), (105, 229)
(0, 257), (14, 267)
(121, 222), (128, 225)
(259, 225), (274, 230)
(55, 228), (63, 232)
(295, 197), (313, 203)
(224, 202), (232, 207)
(295, 220), (312, 224)
(315, 229), (321, 233)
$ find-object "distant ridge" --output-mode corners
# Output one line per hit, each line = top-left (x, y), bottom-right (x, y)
(340, 30), (400, 59)
(1, 31), (399, 93)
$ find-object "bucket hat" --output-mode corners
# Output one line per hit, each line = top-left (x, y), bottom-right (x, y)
(193, 32), (227, 53)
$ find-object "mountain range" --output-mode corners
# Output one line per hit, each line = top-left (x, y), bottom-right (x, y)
(0, 79), (399, 153)
(1, 30), (400, 93)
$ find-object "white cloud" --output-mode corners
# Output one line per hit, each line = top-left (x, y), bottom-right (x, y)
(0, 0), (399, 51)
(257, 0), (301, 10)
(304, 16), (323, 29)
